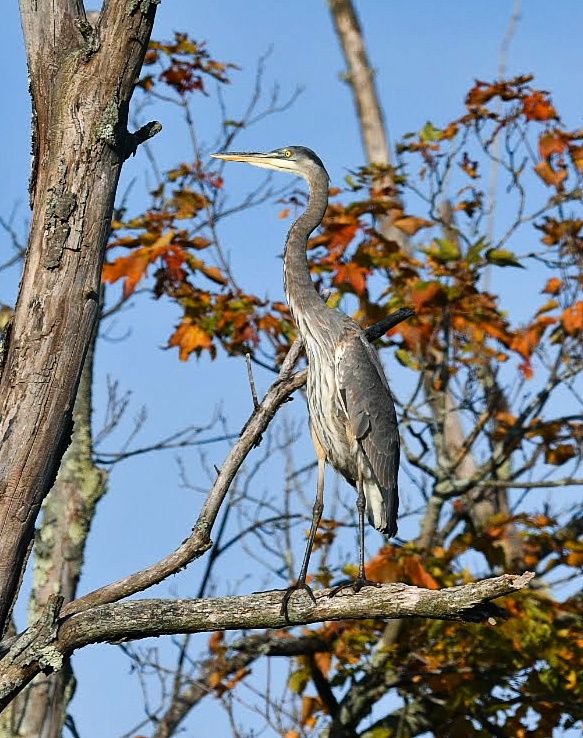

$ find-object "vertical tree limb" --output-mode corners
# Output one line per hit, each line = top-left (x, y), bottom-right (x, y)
(6, 328), (107, 738)
(0, 0), (160, 634)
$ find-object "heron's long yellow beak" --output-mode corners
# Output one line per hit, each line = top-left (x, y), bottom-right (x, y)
(211, 150), (295, 173)
(211, 152), (272, 164)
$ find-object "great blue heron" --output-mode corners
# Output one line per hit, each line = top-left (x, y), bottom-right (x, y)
(212, 146), (400, 617)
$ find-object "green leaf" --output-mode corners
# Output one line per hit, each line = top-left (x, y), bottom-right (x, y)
(419, 121), (442, 143)
(287, 668), (310, 695)
(485, 248), (525, 268)
(425, 238), (461, 262)
(395, 348), (419, 370)
(344, 174), (360, 191)
(361, 729), (392, 738)
(466, 237), (488, 264)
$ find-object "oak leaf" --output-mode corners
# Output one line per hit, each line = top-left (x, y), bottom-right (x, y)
(545, 444), (577, 466)
(333, 262), (369, 294)
(522, 92), (557, 121)
(402, 556), (439, 589)
(561, 301), (583, 334)
(168, 322), (213, 360)
(102, 250), (150, 297)
(542, 277), (563, 295)
(393, 215), (433, 235)
(534, 161), (567, 188)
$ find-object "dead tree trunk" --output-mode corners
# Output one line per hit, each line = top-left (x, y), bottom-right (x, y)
(0, 0), (160, 634)
(1, 330), (107, 738)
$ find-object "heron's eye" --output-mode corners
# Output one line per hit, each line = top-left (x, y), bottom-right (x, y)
(283, 149), (292, 158)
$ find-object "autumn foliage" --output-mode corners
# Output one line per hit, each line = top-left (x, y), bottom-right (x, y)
(102, 45), (582, 736)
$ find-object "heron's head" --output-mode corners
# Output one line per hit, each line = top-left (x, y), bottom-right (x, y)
(211, 146), (329, 182)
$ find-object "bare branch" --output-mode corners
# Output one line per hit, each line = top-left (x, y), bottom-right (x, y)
(0, 574), (533, 709)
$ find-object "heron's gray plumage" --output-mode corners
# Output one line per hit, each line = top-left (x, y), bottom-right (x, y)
(335, 327), (399, 535)
(212, 145), (401, 609)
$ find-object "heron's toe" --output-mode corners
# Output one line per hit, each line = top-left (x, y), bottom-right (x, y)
(280, 581), (317, 623)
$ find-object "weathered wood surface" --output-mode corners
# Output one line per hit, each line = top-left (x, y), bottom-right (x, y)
(0, 0), (160, 632)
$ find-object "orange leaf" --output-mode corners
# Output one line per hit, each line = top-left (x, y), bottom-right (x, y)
(365, 544), (399, 583)
(466, 82), (499, 106)
(208, 671), (223, 689)
(522, 92), (557, 121)
(542, 277), (563, 295)
(511, 318), (554, 360)
(536, 299), (559, 316)
(102, 250), (151, 297)
(566, 551), (583, 567)
(314, 651), (331, 677)
(545, 444), (577, 466)
(539, 131), (567, 159)
(333, 262), (369, 294)
(208, 631), (225, 654)
(393, 215), (433, 235)
(200, 264), (228, 285)
(224, 667), (251, 690)
(402, 556), (439, 589)
(561, 301), (583, 334)
(301, 696), (323, 727)
(569, 145), (583, 172)
(411, 281), (446, 311)
(278, 207), (290, 219)
(534, 161), (567, 188)
(168, 322), (213, 360)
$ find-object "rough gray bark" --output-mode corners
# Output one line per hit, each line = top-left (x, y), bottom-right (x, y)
(0, 573), (533, 710)
(3, 332), (107, 738)
(0, 0), (160, 634)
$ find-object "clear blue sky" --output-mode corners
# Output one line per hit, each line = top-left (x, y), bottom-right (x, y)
(2, 2), (582, 736)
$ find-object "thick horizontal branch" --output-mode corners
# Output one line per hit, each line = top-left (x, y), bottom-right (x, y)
(0, 573), (532, 709)
(61, 573), (533, 650)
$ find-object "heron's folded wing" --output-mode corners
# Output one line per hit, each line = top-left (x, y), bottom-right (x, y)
(334, 328), (400, 494)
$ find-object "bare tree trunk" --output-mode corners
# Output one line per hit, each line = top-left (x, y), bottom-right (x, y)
(328, 0), (407, 250)
(0, 0), (160, 634)
(328, 0), (389, 165)
(3, 331), (107, 738)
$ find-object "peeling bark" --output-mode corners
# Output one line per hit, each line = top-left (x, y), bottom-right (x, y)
(0, 0), (159, 634)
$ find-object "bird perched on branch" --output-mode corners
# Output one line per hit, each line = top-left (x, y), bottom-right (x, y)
(212, 146), (401, 619)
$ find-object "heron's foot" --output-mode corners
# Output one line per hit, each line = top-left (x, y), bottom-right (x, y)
(280, 581), (317, 623)
(328, 577), (381, 597)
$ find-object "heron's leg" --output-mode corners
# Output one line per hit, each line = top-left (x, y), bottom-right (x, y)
(329, 472), (381, 597)
(280, 457), (325, 622)
(298, 456), (325, 582)
(356, 478), (367, 580)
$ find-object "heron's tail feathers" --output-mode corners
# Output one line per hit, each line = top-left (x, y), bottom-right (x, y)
(363, 478), (398, 537)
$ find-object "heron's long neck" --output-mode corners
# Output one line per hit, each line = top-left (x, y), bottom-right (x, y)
(283, 169), (330, 338)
